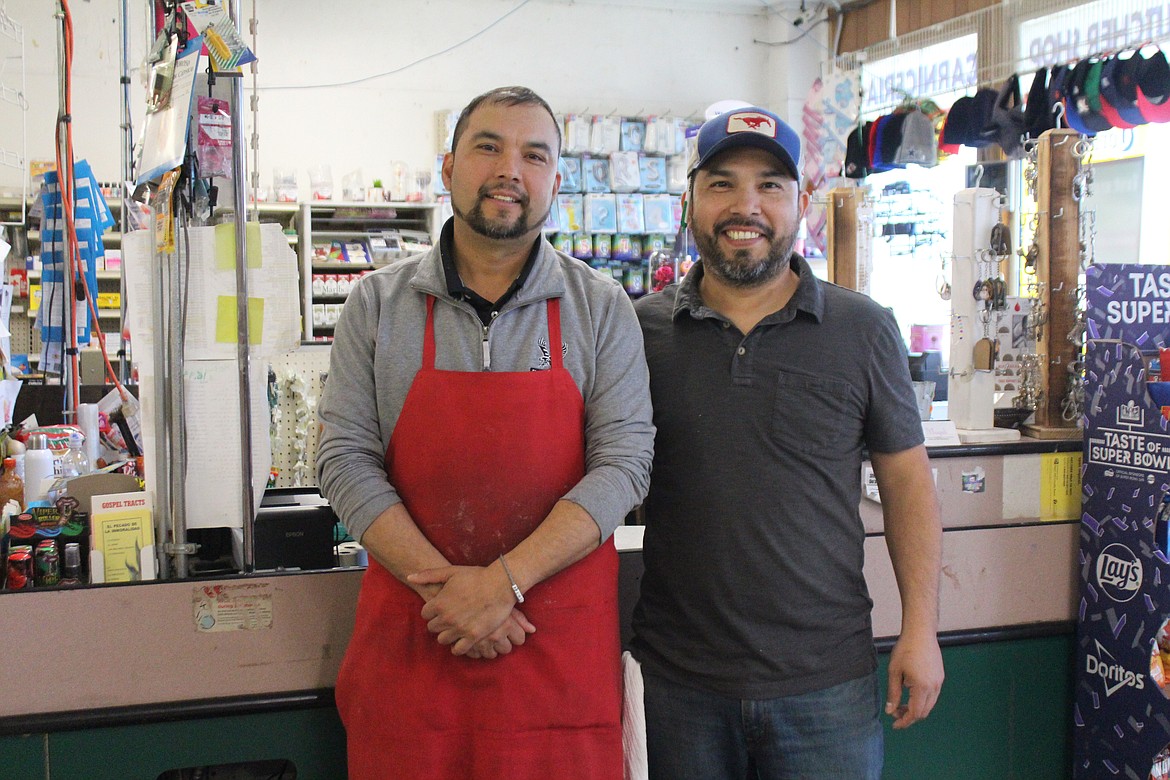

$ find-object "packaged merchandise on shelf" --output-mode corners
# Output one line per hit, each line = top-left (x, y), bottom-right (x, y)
(273, 168), (298, 202)
(584, 194), (617, 233)
(592, 233), (612, 260)
(341, 241), (370, 263)
(572, 233), (593, 260)
(543, 200), (561, 232)
(589, 115), (622, 155)
(643, 194), (674, 234)
(1, 495), (91, 590)
(552, 233), (573, 255)
(620, 119), (646, 152)
(583, 157), (610, 194)
(667, 155), (688, 194)
(559, 156), (583, 193)
(195, 96), (232, 178)
(557, 194), (584, 232)
(616, 194), (645, 234)
(563, 113), (591, 154)
(308, 165), (333, 201)
(612, 234), (635, 261)
(609, 151), (642, 193)
(638, 156), (667, 194)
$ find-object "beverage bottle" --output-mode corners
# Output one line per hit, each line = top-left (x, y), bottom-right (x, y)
(60, 432), (90, 479)
(0, 456), (23, 512)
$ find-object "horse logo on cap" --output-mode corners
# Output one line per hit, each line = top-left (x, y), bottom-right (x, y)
(727, 112), (777, 137)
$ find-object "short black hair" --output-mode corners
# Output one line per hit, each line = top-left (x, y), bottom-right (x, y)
(450, 86), (562, 155)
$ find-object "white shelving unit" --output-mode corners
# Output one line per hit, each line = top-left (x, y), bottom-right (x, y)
(298, 200), (439, 342)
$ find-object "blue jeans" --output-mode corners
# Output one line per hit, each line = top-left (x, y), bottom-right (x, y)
(643, 670), (884, 780)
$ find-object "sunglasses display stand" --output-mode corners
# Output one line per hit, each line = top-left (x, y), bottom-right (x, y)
(949, 187), (1020, 443)
(1023, 128), (1086, 442)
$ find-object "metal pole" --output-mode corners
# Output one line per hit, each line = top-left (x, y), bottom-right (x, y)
(151, 221), (173, 581)
(229, 0), (256, 573)
(117, 0), (132, 383)
(169, 217), (188, 577)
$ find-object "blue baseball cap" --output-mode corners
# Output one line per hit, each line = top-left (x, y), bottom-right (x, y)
(690, 106), (801, 181)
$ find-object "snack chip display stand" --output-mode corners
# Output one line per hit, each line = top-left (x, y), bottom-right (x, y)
(1077, 263), (1170, 778)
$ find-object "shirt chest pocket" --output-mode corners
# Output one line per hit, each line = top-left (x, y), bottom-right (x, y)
(772, 370), (862, 455)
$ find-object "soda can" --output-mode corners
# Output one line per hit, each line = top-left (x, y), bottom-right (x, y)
(35, 539), (60, 587)
(6, 545), (34, 589)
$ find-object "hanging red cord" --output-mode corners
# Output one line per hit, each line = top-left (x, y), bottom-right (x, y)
(54, 0), (131, 408)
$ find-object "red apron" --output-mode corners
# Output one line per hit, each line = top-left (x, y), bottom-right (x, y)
(336, 296), (622, 779)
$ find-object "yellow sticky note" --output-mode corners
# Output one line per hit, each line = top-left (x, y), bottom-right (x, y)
(1040, 452), (1082, 522)
(214, 223), (263, 270)
(216, 295), (264, 344)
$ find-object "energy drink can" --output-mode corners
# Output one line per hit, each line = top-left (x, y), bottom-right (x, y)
(35, 539), (60, 587)
(5, 545), (34, 589)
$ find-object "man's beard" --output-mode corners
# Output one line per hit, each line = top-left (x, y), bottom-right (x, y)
(453, 185), (550, 241)
(693, 217), (797, 287)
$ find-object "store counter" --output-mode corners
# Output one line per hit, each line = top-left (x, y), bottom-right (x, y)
(0, 438), (1081, 778)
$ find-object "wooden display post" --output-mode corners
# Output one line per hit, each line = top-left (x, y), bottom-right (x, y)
(1025, 128), (1083, 440)
(826, 188), (865, 292)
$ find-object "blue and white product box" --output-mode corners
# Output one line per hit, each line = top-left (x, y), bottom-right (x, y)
(609, 151), (641, 193)
(589, 115), (621, 156)
(556, 194), (584, 233)
(642, 194), (674, 234)
(639, 156), (667, 194)
(1077, 264), (1170, 779)
(616, 194), (645, 234)
(584, 194), (617, 233)
(559, 156), (583, 194)
(621, 119), (647, 152)
(583, 157), (611, 194)
(543, 196), (562, 232)
(667, 155), (688, 194)
(563, 114), (591, 154)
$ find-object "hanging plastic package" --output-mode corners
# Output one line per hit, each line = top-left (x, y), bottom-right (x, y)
(195, 96), (233, 178)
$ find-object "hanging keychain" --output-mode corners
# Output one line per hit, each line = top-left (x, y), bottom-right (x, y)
(974, 308), (998, 371)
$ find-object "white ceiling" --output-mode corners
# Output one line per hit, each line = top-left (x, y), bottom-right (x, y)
(537, 0), (834, 15)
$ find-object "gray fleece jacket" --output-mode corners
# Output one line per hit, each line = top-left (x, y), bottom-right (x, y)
(316, 234), (655, 544)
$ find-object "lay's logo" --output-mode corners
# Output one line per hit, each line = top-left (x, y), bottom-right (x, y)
(727, 112), (777, 138)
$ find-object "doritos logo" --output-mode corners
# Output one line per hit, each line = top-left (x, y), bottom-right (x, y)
(727, 112), (777, 138)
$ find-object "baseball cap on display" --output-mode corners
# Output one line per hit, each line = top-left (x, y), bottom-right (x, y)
(1098, 53), (1145, 128)
(877, 112), (909, 169)
(894, 109), (937, 167)
(690, 106), (801, 180)
(1064, 59), (1113, 135)
(1136, 48), (1170, 122)
(941, 88), (997, 147)
(843, 124), (869, 179)
(1047, 65), (1071, 126)
(989, 74), (1027, 156)
(1023, 68), (1055, 138)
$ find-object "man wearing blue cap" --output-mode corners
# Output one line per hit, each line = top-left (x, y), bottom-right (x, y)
(630, 105), (944, 778)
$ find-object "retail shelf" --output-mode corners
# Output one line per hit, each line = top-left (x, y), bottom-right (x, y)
(298, 201), (438, 341)
(27, 270), (123, 281)
(311, 263), (374, 271)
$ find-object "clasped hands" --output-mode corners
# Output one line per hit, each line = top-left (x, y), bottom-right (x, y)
(407, 563), (535, 660)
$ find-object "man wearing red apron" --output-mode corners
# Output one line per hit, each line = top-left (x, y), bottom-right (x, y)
(317, 86), (655, 779)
